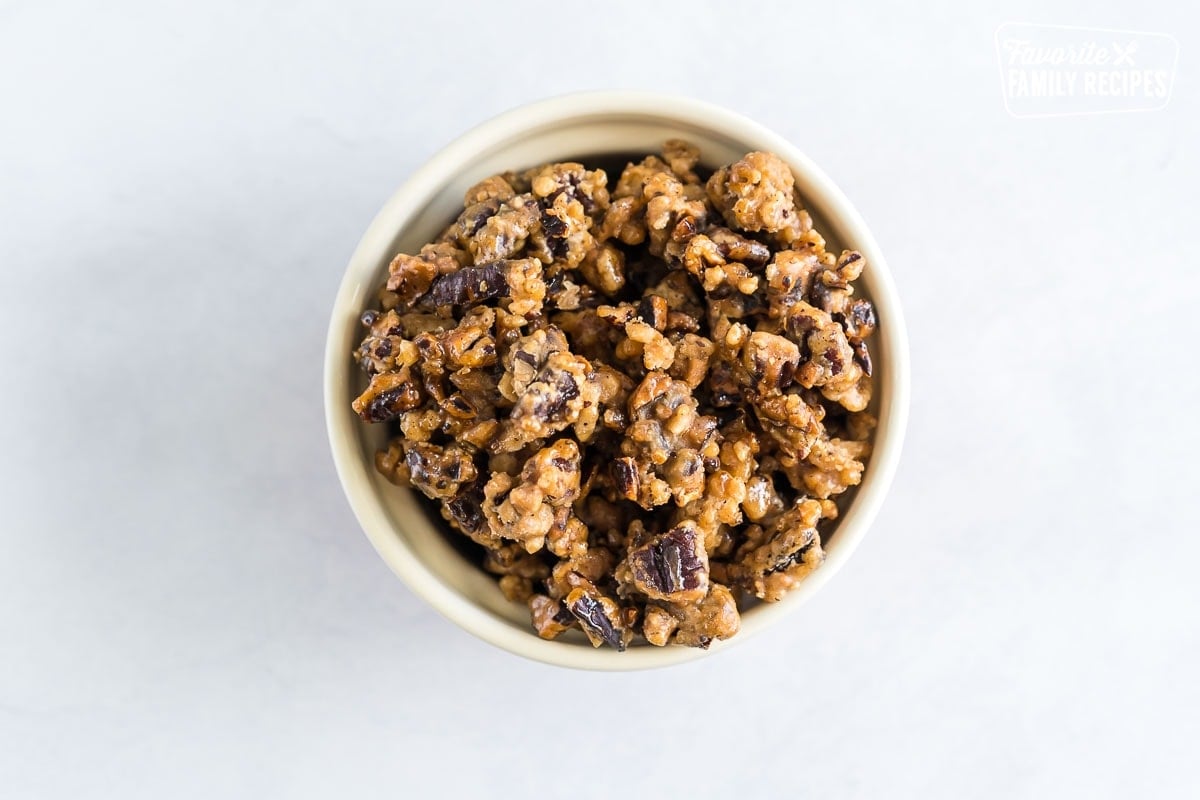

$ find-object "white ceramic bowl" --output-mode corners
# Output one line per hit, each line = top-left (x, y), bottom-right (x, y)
(325, 91), (910, 670)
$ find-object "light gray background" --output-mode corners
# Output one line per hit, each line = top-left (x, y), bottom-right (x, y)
(2, 1), (1197, 797)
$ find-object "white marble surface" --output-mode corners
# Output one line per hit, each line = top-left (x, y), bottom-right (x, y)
(2, 1), (1198, 797)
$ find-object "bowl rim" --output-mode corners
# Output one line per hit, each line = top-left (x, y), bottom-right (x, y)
(324, 90), (911, 671)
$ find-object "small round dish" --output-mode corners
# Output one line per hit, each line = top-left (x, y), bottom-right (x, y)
(325, 91), (910, 670)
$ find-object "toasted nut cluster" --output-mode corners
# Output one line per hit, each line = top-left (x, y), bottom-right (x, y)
(352, 143), (879, 650)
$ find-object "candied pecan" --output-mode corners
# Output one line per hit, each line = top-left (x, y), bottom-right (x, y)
(438, 306), (498, 369)
(612, 155), (672, 200)
(840, 297), (877, 341)
(385, 242), (465, 307)
(482, 438), (581, 552)
(742, 331), (800, 394)
(642, 170), (707, 262)
(732, 498), (827, 602)
(765, 247), (824, 320)
(440, 196), (500, 245)
(706, 151), (799, 234)
(528, 162), (610, 217)
(464, 175), (516, 206)
(545, 507), (589, 560)
(546, 547), (617, 600)
(598, 196), (647, 245)
(797, 435), (870, 499)
(502, 258), (547, 317)
(402, 440), (479, 501)
(529, 594), (576, 640)
(809, 250), (867, 319)
(489, 340), (600, 453)
(753, 390), (824, 461)
(643, 583), (740, 648)
(543, 274), (596, 311)
(592, 362), (634, 431)
(599, 300), (677, 372)
(786, 301), (870, 411)
(565, 586), (630, 651)
(493, 350), (601, 452)
(661, 138), (702, 184)
(352, 369), (423, 422)
(619, 371), (720, 509)
(355, 309), (420, 375)
(618, 522), (709, 603)
(443, 477), (491, 543)
(709, 226), (771, 266)
(668, 333), (715, 389)
(388, 312), (454, 339)
(467, 194), (541, 264)
(418, 261), (508, 310)
(374, 438), (411, 486)
(674, 417), (758, 550)
(578, 242), (626, 295)
(529, 188), (596, 270)
(680, 233), (759, 296)
(498, 326), (569, 401)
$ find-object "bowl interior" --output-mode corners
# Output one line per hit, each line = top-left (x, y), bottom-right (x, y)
(327, 101), (906, 669)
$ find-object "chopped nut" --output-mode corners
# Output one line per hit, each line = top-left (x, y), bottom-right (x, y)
(482, 438), (581, 552)
(566, 587), (630, 651)
(619, 522), (709, 603)
(352, 369), (423, 422)
(706, 151), (799, 234)
(529, 594), (575, 640)
(732, 499), (827, 602)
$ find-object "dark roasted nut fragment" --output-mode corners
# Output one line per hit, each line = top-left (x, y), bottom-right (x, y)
(841, 298), (877, 339)
(566, 587), (630, 651)
(418, 261), (509, 310)
(621, 523), (709, 603)
(709, 226), (771, 266)
(385, 243), (465, 307)
(850, 338), (872, 377)
(352, 369), (423, 422)
(444, 478), (489, 540)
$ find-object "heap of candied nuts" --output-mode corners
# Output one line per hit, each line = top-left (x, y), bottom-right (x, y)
(352, 141), (878, 650)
